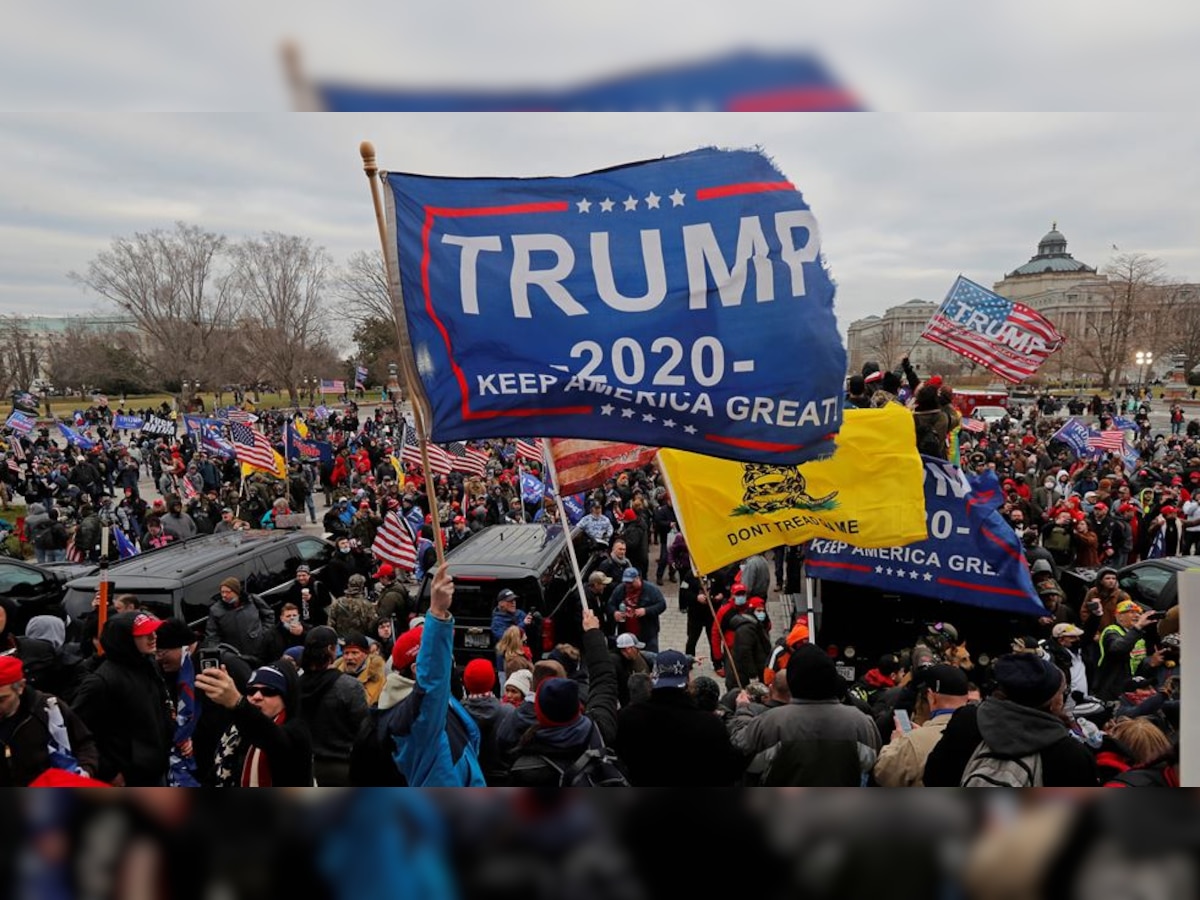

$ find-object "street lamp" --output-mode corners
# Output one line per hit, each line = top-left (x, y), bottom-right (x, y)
(1136, 351), (1153, 397)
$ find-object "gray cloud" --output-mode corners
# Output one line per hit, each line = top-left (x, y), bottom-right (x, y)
(1, 113), (1198, 343)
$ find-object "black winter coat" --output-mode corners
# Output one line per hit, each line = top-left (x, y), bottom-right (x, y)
(614, 688), (742, 786)
(72, 612), (174, 785)
(922, 699), (1098, 787)
(0, 687), (100, 786)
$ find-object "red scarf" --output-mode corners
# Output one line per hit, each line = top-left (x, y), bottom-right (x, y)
(240, 711), (286, 787)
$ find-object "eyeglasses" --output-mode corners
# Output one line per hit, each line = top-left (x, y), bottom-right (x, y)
(247, 686), (281, 698)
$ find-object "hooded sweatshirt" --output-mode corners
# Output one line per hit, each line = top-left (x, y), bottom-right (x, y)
(922, 699), (1098, 787)
(299, 666), (369, 763)
(71, 612), (174, 785)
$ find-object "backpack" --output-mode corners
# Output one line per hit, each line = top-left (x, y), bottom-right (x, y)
(509, 745), (631, 787)
(960, 740), (1044, 787)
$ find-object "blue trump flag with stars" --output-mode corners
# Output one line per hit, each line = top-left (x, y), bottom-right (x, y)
(805, 458), (1045, 618)
(561, 493), (587, 525)
(318, 51), (860, 112)
(112, 524), (140, 559)
(383, 147), (846, 465)
(520, 471), (545, 506)
(1050, 417), (1097, 459)
(56, 422), (94, 450)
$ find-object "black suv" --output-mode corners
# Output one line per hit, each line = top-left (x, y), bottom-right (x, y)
(63, 531), (336, 628)
(417, 524), (598, 663)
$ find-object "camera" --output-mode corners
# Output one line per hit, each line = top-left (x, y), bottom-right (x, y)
(198, 647), (222, 672)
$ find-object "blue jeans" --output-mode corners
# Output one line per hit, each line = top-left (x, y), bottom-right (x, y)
(45, 549), (66, 563)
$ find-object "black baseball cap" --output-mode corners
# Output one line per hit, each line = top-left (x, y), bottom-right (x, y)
(918, 664), (969, 697)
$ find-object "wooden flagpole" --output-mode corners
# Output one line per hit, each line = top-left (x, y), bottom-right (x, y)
(360, 141), (445, 566)
(541, 441), (589, 613)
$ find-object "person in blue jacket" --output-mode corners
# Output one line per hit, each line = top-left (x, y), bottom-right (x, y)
(490, 589), (532, 644)
(351, 565), (486, 786)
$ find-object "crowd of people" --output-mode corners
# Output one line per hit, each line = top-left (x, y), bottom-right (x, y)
(0, 369), (1187, 785)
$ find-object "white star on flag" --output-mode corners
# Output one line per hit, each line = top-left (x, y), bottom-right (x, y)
(600, 404), (614, 416)
(600, 198), (615, 212)
(683, 424), (697, 435)
(621, 408), (635, 419)
(623, 195), (638, 211)
(662, 419), (676, 428)
(875, 566), (884, 574)
(641, 413), (655, 423)
(645, 191), (661, 209)
(576, 198), (591, 213)
(924, 573), (934, 581)
(669, 189), (685, 206)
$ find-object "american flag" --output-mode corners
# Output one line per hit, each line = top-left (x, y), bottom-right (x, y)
(921, 276), (1065, 383)
(320, 379), (345, 395)
(959, 416), (987, 434)
(9, 437), (24, 462)
(229, 422), (278, 473)
(5, 455), (18, 475)
(446, 441), (489, 477)
(515, 438), (544, 462)
(355, 365), (368, 389)
(225, 409), (258, 424)
(182, 477), (198, 501)
(371, 511), (417, 572)
(1086, 429), (1126, 454)
(549, 438), (658, 494)
(401, 423), (452, 476)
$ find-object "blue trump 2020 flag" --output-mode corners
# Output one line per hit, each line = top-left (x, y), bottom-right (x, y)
(319, 51), (859, 112)
(805, 457), (1045, 618)
(520, 471), (545, 506)
(384, 147), (846, 465)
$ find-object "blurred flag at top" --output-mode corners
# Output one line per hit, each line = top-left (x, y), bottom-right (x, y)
(297, 49), (861, 111)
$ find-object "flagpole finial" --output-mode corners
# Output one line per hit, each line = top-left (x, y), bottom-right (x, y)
(360, 141), (377, 178)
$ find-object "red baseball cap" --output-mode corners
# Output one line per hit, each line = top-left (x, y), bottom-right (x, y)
(748, 597), (766, 610)
(373, 563), (395, 579)
(391, 623), (423, 671)
(131, 613), (164, 637)
(1093, 502), (1108, 513)
(0, 655), (24, 686)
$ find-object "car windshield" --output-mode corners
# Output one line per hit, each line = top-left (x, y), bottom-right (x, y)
(975, 406), (1007, 418)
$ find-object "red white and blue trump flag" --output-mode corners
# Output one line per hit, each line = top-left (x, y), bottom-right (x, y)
(382, 147), (846, 465)
(921, 276), (1065, 383)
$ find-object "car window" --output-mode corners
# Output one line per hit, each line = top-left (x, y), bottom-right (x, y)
(296, 539), (333, 567)
(1122, 567), (1173, 604)
(246, 547), (297, 595)
(183, 574), (226, 623)
(0, 564), (48, 596)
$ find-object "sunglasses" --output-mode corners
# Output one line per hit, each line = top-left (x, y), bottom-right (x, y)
(247, 686), (282, 698)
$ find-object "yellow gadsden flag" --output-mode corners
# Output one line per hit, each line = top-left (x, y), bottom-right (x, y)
(657, 404), (927, 575)
(241, 449), (288, 481)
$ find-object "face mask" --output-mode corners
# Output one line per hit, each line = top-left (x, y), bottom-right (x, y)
(1044, 480), (1055, 489)
(753, 611), (766, 622)
(734, 596), (747, 607)
(339, 546), (350, 554)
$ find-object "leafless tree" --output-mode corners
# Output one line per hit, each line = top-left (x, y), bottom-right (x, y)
(1160, 284), (1200, 379)
(337, 250), (395, 325)
(230, 232), (332, 405)
(1076, 252), (1168, 390)
(863, 320), (903, 372)
(0, 317), (42, 397)
(69, 222), (239, 391)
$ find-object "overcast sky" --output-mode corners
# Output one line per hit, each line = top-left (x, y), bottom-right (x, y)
(3, 112), (1199, 349)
